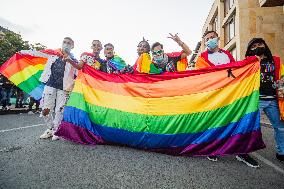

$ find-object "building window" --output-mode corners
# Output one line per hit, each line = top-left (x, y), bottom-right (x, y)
(224, 15), (235, 44)
(229, 17), (235, 39)
(230, 46), (237, 61)
(225, 0), (235, 16)
(212, 15), (218, 32)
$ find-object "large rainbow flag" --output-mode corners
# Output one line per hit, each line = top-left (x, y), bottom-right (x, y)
(56, 56), (265, 156)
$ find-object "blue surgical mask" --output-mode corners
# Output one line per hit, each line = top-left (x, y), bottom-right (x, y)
(205, 38), (218, 50)
(62, 43), (72, 53)
(155, 56), (164, 63)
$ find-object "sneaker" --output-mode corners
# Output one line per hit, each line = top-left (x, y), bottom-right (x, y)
(276, 153), (284, 162)
(39, 128), (53, 139)
(236, 154), (259, 168)
(51, 135), (59, 141)
(207, 156), (218, 162)
(51, 130), (59, 141)
(27, 111), (34, 115)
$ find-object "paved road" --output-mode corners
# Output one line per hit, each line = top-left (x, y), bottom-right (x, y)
(0, 114), (284, 189)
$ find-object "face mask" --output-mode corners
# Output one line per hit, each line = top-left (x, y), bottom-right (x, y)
(155, 56), (164, 63)
(249, 47), (265, 56)
(205, 38), (218, 50)
(62, 43), (72, 53)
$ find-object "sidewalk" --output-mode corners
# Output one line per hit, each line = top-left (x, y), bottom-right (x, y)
(0, 105), (29, 115)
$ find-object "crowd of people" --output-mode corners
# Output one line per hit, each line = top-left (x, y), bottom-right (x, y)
(1, 31), (283, 168)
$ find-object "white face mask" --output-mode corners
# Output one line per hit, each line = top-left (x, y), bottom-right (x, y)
(62, 43), (72, 53)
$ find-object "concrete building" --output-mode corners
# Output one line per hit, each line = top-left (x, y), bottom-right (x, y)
(191, 0), (284, 63)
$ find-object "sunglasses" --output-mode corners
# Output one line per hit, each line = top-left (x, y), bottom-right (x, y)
(152, 50), (163, 55)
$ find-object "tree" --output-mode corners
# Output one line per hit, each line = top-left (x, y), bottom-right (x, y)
(29, 42), (47, 51)
(0, 28), (46, 66)
(0, 30), (29, 65)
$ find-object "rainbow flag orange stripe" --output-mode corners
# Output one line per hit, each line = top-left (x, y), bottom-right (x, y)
(56, 56), (265, 156)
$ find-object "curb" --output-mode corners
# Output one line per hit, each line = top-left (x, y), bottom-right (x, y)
(0, 109), (29, 115)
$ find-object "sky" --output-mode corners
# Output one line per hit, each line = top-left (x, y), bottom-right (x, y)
(0, 0), (214, 65)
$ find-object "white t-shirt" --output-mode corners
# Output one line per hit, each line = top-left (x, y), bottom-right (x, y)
(208, 51), (231, 66)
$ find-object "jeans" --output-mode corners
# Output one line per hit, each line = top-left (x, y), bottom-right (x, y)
(42, 86), (68, 131)
(260, 99), (284, 155)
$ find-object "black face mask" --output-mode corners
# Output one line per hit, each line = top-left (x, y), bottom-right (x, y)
(249, 47), (266, 56)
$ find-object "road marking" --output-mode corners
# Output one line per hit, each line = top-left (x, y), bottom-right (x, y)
(0, 124), (45, 133)
(252, 152), (284, 175)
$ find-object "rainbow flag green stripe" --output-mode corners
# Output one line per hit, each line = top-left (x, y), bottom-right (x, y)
(17, 71), (43, 93)
(66, 90), (259, 135)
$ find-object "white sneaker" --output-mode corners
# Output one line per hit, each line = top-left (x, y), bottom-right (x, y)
(39, 128), (53, 139)
(207, 156), (218, 162)
(51, 130), (59, 141)
(51, 135), (59, 141)
(27, 111), (34, 115)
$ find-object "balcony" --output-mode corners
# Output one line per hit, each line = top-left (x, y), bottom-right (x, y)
(259, 0), (284, 7)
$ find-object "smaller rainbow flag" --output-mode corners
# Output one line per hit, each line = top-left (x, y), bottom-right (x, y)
(0, 50), (59, 100)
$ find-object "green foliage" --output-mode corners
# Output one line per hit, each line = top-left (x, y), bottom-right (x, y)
(0, 29), (46, 65)
(29, 42), (47, 51)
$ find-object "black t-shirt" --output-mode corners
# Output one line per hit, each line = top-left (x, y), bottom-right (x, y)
(260, 58), (276, 98)
(167, 55), (182, 71)
(100, 60), (116, 73)
(46, 57), (66, 90)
